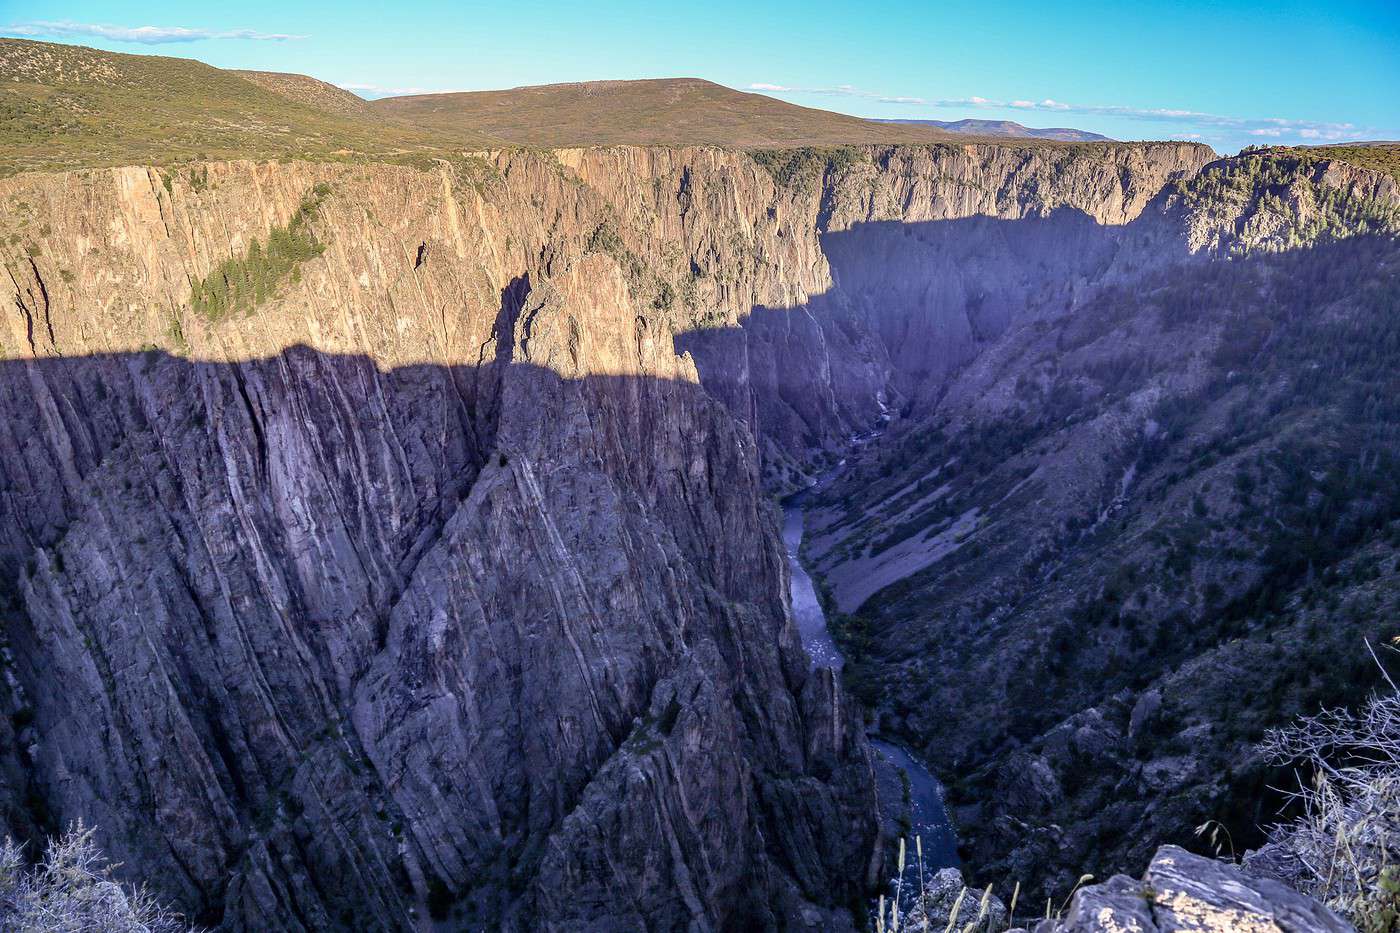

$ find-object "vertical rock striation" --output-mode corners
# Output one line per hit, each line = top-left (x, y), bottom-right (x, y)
(0, 152), (884, 930)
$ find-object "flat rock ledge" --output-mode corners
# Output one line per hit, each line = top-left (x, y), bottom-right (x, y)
(1025, 845), (1351, 933)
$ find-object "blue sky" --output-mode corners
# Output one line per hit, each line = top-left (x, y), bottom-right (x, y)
(3, 0), (1398, 152)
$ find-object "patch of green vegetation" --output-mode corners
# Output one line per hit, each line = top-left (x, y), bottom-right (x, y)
(383, 152), (504, 195)
(189, 183), (331, 321)
(1167, 151), (1400, 255)
(166, 310), (189, 354)
(622, 697), (683, 756)
(749, 145), (867, 193)
(585, 216), (646, 281)
(583, 213), (689, 312)
(1360, 866), (1400, 933)
(585, 216), (629, 263)
(1273, 142), (1400, 184)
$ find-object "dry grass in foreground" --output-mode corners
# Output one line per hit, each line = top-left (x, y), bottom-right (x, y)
(1257, 643), (1400, 932)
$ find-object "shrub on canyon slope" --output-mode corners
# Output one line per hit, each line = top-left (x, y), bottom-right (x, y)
(0, 821), (195, 932)
(1259, 662), (1400, 932)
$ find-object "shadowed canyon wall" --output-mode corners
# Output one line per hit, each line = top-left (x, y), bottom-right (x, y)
(796, 155), (1400, 901)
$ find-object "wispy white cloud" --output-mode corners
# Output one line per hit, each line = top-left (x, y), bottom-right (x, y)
(746, 81), (1386, 144)
(4, 20), (305, 43)
(336, 82), (439, 98)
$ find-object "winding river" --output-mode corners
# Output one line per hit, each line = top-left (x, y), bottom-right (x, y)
(782, 480), (960, 869)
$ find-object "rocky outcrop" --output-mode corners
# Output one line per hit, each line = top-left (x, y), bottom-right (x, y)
(1034, 846), (1350, 932)
(902, 865), (1009, 931)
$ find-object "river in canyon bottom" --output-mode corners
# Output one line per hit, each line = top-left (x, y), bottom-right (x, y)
(782, 488), (960, 869)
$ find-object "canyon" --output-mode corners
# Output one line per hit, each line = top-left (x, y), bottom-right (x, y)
(3, 37), (1399, 932)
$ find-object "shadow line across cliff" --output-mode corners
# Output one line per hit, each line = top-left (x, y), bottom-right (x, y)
(2, 199), (1383, 927)
(0, 208), (1147, 926)
(0, 320), (889, 931)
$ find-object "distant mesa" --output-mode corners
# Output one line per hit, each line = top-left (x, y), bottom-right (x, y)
(368, 77), (981, 149)
(878, 118), (1112, 142)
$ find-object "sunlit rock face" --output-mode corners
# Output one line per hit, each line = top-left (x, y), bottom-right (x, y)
(1039, 846), (1351, 932)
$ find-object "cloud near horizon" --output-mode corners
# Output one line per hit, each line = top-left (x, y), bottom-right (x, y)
(336, 82), (442, 99)
(747, 82), (1382, 144)
(4, 20), (305, 43)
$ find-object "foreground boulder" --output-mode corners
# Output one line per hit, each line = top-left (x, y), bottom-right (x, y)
(1031, 846), (1351, 932)
(902, 866), (1009, 931)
